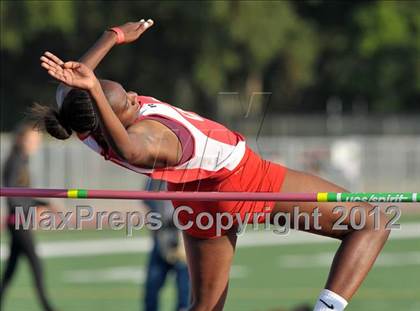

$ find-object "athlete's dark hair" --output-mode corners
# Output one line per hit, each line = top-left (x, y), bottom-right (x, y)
(31, 89), (99, 140)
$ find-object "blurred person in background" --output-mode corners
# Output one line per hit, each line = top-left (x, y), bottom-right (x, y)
(0, 121), (57, 311)
(143, 178), (190, 311)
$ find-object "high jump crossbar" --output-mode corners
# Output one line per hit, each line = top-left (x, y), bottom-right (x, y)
(0, 187), (418, 203)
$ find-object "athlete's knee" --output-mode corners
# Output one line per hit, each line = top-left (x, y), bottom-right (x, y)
(345, 204), (390, 241)
(370, 209), (391, 241)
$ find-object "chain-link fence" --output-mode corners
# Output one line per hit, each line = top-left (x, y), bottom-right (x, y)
(2, 134), (419, 193)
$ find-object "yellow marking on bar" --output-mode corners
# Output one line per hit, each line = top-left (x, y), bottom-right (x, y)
(67, 189), (78, 198)
(317, 192), (328, 202)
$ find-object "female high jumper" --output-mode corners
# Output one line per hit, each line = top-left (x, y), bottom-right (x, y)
(35, 20), (390, 311)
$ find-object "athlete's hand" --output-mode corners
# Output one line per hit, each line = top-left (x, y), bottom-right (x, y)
(41, 51), (98, 91)
(112, 19), (154, 44)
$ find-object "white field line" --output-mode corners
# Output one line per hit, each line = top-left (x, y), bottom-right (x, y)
(63, 266), (145, 284)
(0, 223), (419, 260)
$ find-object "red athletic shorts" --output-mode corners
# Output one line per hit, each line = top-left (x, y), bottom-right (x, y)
(168, 147), (287, 239)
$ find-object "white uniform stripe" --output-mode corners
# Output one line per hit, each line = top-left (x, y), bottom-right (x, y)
(80, 98), (246, 182)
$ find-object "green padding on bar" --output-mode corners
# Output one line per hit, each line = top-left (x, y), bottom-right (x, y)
(78, 189), (88, 198)
(327, 192), (337, 202)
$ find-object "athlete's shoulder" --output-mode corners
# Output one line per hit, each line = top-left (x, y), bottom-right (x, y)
(138, 95), (174, 110)
(138, 95), (166, 105)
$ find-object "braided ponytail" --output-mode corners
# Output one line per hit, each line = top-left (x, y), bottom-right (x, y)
(31, 103), (72, 139)
(30, 89), (98, 140)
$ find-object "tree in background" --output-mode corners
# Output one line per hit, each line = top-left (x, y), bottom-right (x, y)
(1, 0), (419, 131)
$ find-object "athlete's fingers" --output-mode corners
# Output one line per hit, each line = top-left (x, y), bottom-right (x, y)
(136, 19), (145, 30)
(41, 62), (64, 77)
(44, 51), (64, 65)
(40, 56), (63, 71)
(41, 61), (54, 72)
(41, 57), (65, 77)
(42, 52), (64, 68)
(143, 19), (153, 28)
(40, 60), (51, 69)
(40, 56), (51, 65)
(137, 18), (153, 30)
(41, 61), (63, 75)
(44, 51), (64, 66)
(41, 63), (65, 77)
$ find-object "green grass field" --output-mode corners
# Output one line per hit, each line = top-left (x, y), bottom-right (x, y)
(1, 223), (419, 311)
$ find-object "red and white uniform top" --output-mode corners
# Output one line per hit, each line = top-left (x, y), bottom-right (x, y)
(79, 96), (247, 183)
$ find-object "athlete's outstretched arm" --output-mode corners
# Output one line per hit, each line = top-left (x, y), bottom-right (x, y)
(55, 19), (154, 98)
(79, 19), (154, 70)
(41, 54), (149, 165)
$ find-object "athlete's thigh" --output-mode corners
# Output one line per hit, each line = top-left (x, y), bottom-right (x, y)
(183, 230), (237, 310)
(272, 169), (378, 239)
